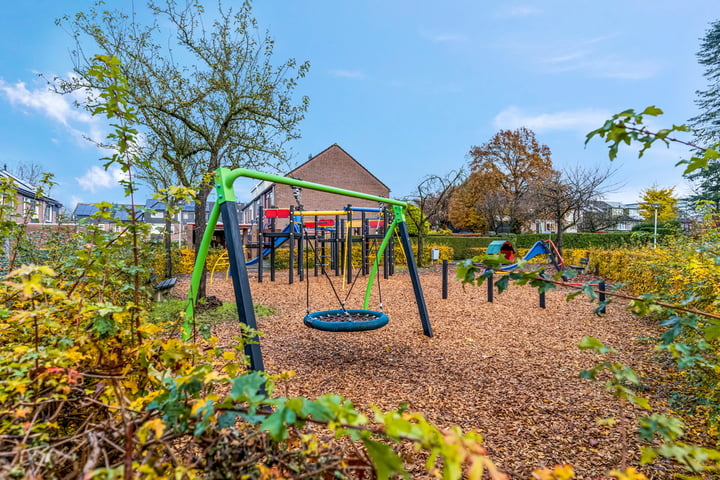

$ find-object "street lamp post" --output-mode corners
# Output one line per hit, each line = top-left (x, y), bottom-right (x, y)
(651, 202), (660, 248)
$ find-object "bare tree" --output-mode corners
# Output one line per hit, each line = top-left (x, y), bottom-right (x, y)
(405, 169), (464, 265)
(533, 165), (618, 254)
(8, 161), (44, 185)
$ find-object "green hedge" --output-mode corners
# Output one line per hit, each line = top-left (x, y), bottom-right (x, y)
(424, 232), (648, 259)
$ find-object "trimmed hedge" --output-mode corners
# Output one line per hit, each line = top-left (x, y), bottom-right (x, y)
(426, 232), (648, 259)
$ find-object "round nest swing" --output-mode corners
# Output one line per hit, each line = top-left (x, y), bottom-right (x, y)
(303, 309), (389, 332)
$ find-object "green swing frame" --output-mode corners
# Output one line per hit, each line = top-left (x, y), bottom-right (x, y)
(184, 167), (433, 372)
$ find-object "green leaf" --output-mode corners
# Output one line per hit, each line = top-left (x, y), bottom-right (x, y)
(363, 439), (409, 480)
(640, 447), (659, 464)
(261, 407), (289, 441)
(641, 105), (663, 116)
(229, 372), (266, 404)
(299, 398), (335, 421)
(703, 323), (720, 341)
(630, 395), (651, 410)
(495, 275), (509, 293)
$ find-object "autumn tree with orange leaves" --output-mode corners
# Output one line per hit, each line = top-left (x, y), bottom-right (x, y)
(450, 128), (554, 233)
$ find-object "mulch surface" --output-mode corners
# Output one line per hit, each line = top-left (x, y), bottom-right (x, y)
(175, 266), (684, 479)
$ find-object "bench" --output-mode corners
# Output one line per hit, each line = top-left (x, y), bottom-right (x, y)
(568, 257), (589, 274)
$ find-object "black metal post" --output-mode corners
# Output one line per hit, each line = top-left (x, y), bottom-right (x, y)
(314, 215), (319, 277)
(487, 271), (494, 303)
(396, 220), (433, 337)
(219, 200), (265, 372)
(297, 206), (304, 282)
(334, 215), (340, 276)
(345, 207), (353, 285)
(288, 206), (295, 285)
(539, 290), (546, 309)
(269, 206), (276, 282)
(257, 206), (263, 283)
(598, 281), (606, 314)
(442, 259), (449, 300)
(361, 210), (368, 276)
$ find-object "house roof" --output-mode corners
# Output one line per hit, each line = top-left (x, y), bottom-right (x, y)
(143, 199), (196, 212)
(73, 203), (141, 222)
(288, 144), (391, 192)
(0, 169), (63, 207)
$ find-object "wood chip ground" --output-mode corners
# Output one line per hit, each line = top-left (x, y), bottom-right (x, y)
(175, 266), (697, 479)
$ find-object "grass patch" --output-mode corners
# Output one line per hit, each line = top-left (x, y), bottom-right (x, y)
(149, 299), (276, 327)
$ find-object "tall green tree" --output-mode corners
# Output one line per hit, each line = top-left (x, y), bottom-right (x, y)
(688, 19), (720, 146)
(686, 20), (720, 206)
(687, 156), (720, 206)
(467, 128), (554, 233)
(56, 0), (309, 298)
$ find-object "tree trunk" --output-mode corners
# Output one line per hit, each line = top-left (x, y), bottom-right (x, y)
(416, 233), (424, 267)
(164, 208), (173, 278)
(554, 216), (564, 257)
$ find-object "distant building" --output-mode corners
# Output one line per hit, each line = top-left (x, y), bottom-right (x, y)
(143, 199), (196, 247)
(72, 203), (144, 231)
(142, 199), (245, 248)
(533, 201), (644, 234)
(0, 169), (62, 224)
(240, 144), (391, 228)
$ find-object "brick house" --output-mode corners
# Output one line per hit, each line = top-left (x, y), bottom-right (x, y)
(240, 144), (391, 227)
(0, 169), (63, 224)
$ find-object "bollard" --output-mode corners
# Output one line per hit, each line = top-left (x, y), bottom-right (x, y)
(442, 260), (448, 300)
(487, 271), (494, 303)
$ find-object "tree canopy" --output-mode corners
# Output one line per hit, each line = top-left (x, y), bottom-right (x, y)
(451, 128), (554, 233)
(57, 0), (309, 297)
(638, 185), (678, 223)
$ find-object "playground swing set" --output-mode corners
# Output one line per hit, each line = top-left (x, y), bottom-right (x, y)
(185, 168), (433, 372)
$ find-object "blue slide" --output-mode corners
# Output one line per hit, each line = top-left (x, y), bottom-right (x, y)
(497, 240), (551, 272)
(245, 223), (301, 266)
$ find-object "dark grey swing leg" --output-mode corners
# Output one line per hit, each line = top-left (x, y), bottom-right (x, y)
(221, 201), (265, 372)
(396, 220), (433, 337)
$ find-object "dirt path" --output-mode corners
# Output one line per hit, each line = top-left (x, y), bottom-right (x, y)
(176, 267), (679, 478)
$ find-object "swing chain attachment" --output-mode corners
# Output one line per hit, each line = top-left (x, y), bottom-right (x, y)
(291, 184), (302, 207)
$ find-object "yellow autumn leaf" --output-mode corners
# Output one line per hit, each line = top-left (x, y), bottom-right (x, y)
(138, 323), (163, 335)
(138, 418), (166, 443)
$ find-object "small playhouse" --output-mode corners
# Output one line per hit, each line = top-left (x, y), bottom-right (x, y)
(486, 240), (515, 262)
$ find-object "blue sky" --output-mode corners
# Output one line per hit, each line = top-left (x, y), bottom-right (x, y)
(2, 1), (720, 212)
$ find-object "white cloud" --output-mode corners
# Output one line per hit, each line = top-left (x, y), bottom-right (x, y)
(75, 165), (128, 193)
(329, 69), (365, 79)
(0, 77), (106, 145)
(499, 6), (542, 17)
(493, 106), (611, 133)
(422, 31), (467, 42)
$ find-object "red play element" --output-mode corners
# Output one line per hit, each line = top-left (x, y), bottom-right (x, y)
(264, 209), (290, 218)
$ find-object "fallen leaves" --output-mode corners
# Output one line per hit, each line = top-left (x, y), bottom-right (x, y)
(175, 267), (698, 478)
